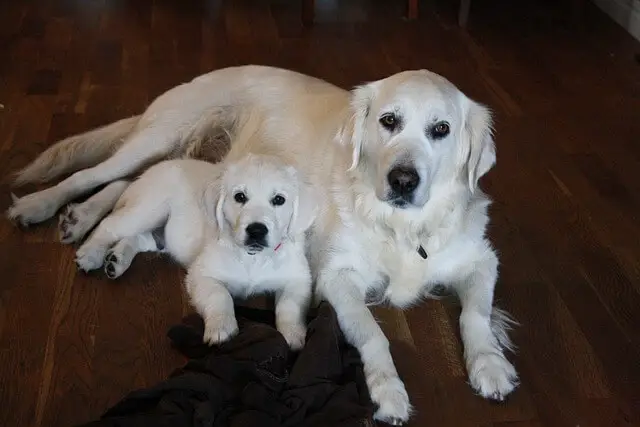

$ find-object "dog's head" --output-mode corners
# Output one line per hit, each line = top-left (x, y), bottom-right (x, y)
(205, 154), (317, 255)
(346, 70), (496, 209)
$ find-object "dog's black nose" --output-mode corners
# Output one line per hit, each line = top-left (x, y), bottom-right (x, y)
(245, 222), (268, 239)
(388, 166), (420, 195)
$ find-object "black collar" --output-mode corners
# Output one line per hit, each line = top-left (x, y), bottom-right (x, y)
(417, 245), (428, 259)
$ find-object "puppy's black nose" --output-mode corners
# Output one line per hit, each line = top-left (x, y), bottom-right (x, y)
(245, 222), (268, 239)
(388, 166), (420, 195)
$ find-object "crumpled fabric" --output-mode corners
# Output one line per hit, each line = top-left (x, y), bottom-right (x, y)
(76, 302), (376, 427)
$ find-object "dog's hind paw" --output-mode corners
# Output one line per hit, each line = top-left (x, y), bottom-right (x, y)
(7, 192), (59, 227)
(58, 204), (98, 244)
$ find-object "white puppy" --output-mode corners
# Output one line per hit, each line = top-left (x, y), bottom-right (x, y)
(75, 153), (317, 350)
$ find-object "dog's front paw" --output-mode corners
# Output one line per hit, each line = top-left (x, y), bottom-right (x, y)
(467, 352), (518, 401)
(75, 245), (107, 273)
(7, 192), (59, 227)
(278, 321), (307, 351)
(203, 313), (238, 346)
(368, 372), (412, 425)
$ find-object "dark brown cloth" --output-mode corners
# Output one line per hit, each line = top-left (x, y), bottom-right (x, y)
(76, 303), (375, 427)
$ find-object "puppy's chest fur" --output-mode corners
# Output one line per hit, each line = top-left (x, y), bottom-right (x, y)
(207, 242), (308, 298)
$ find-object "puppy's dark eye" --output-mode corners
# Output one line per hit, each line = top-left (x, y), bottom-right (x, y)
(379, 113), (399, 131)
(271, 195), (286, 206)
(234, 192), (247, 204)
(431, 121), (450, 139)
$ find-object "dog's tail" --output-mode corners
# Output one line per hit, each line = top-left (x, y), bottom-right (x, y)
(12, 115), (141, 186)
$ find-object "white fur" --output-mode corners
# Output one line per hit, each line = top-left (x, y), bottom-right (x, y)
(7, 65), (517, 425)
(75, 152), (317, 350)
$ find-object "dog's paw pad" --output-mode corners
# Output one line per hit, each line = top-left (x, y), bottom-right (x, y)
(103, 251), (123, 279)
(58, 204), (92, 244)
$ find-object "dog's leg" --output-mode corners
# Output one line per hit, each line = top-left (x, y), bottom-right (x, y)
(185, 270), (238, 345)
(275, 277), (312, 351)
(7, 127), (179, 226)
(75, 201), (167, 272)
(318, 268), (411, 425)
(58, 180), (130, 244)
(455, 250), (519, 401)
(103, 229), (165, 279)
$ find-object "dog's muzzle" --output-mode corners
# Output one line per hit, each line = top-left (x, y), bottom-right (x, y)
(244, 222), (268, 254)
(387, 166), (420, 208)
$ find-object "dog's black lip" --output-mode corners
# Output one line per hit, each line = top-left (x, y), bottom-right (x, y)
(245, 243), (266, 254)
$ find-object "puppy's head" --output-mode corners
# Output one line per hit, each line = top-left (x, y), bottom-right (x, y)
(347, 70), (496, 209)
(206, 154), (317, 255)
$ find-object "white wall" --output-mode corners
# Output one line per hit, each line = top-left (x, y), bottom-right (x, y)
(591, 0), (640, 41)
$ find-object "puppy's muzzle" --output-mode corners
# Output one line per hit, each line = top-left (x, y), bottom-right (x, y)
(387, 166), (420, 207)
(244, 222), (268, 253)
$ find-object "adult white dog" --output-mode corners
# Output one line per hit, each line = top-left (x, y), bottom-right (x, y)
(7, 65), (518, 425)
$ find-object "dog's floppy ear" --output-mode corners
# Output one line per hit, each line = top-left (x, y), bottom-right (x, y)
(202, 170), (227, 232)
(286, 167), (318, 237)
(460, 96), (496, 193)
(346, 82), (378, 171)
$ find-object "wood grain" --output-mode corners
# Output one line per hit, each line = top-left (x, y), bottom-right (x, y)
(1, 0), (639, 426)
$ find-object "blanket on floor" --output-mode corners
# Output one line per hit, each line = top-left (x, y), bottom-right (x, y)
(76, 303), (375, 427)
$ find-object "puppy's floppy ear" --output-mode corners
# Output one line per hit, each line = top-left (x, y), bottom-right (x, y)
(346, 82), (378, 171)
(286, 167), (319, 237)
(202, 170), (227, 232)
(460, 96), (496, 193)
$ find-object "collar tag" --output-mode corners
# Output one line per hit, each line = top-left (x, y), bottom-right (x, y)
(417, 245), (428, 259)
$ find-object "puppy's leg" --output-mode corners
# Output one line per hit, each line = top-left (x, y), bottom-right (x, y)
(7, 127), (179, 226)
(59, 180), (130, 244)
(75, 202), (167, 272)
(103, 229), (165, 279)
(318, 268), (411, 425)
(275, 276), (312, 351)
(454, 250), (519, 401)
(185, 270), (237, 345)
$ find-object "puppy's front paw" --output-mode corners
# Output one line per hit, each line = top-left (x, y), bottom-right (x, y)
(467, 352), (518, 401)
(203, 313), (238, 346)
(75, 245), (107, 272)
(278, 322), (307, 351)
(368, 372), (412, 425)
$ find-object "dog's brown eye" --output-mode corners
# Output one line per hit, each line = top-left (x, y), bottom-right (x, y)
(432, 122), (450, 138)
(379, 113), (398, 131)
(234, 192), (247, 204)
(271, 195), (286, 206)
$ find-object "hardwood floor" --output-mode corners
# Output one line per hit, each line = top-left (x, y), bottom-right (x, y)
(1, 0), (639, 426)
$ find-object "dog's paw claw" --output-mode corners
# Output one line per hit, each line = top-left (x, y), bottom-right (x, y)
(468, 352), (518, 402)
(369, 374), (412, 425)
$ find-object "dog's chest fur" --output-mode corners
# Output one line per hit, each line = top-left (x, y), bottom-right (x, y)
(354, 193), (469, 302)
(210, 241), (308, 298)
